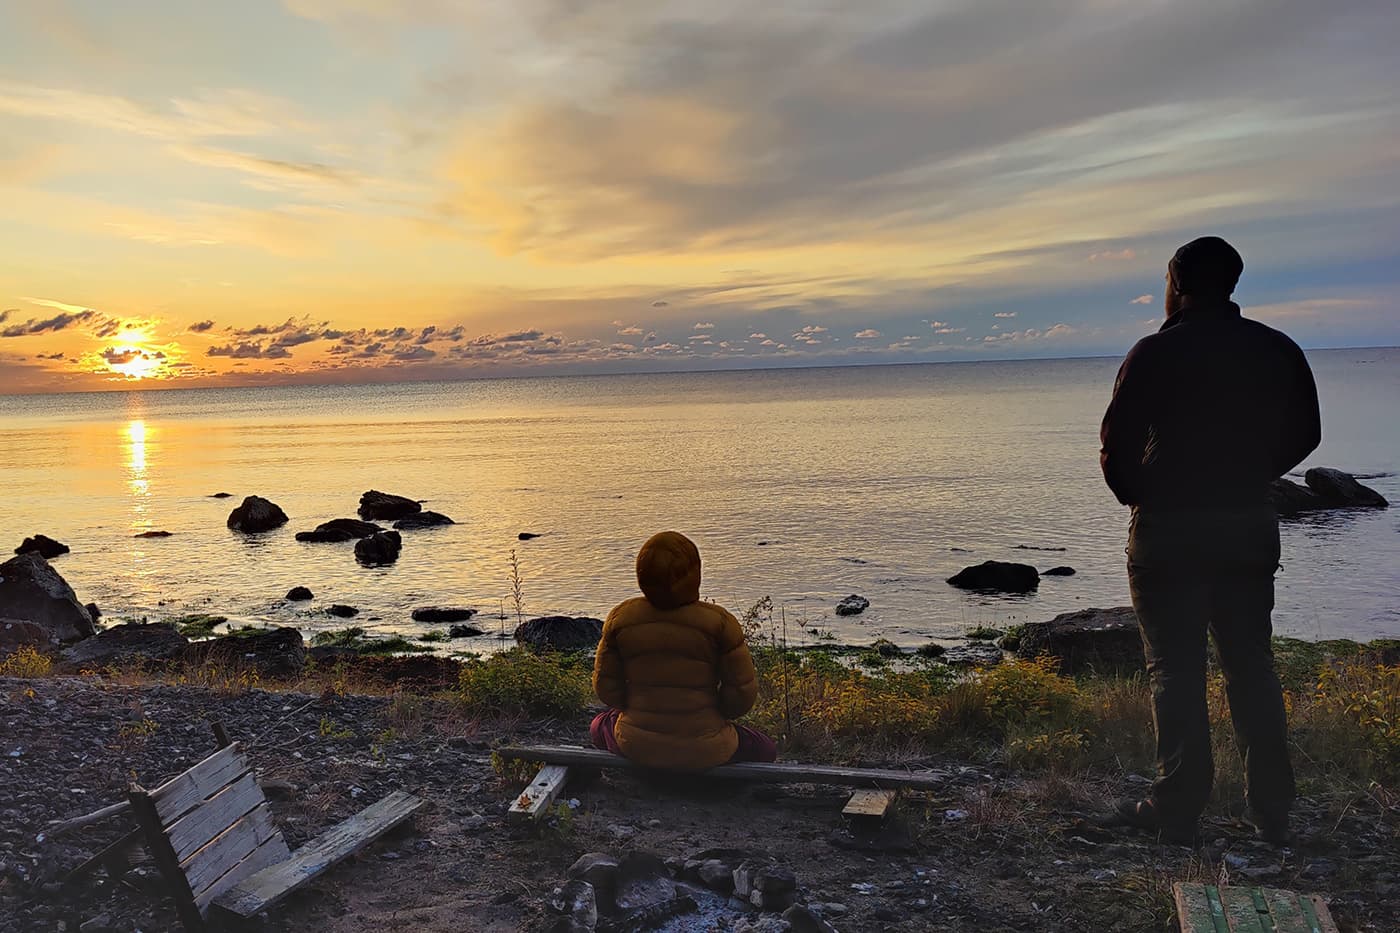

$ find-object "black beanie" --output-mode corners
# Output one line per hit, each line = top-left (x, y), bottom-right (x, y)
(1169, 236), (1243, 297)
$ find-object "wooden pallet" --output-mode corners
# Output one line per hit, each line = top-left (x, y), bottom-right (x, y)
(500, 745), (940, 822)
(1174, 883), (1339, 933)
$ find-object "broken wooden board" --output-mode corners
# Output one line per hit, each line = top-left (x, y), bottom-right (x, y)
(498, 745), (946, 790)
(1174, 883), (1340, 933)
(211, 790), (423, 919)
(508, 764), (570, 823)
(843, 788), (898, 820)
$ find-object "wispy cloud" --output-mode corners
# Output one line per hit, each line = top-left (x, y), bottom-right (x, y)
(1130, 294), (1154, 305)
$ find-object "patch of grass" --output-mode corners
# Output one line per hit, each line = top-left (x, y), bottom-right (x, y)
(0, 646), (53, 678)
(311, 626), (431, 655)
(418, 630), (448, 643)
(998, 624), (1027, 652)
(966, 625), (1005, 641)
(172, 614), (228, 638)
(458, 647), (591, 718)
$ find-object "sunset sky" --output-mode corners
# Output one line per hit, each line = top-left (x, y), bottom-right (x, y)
(2, 0), (1398, 393)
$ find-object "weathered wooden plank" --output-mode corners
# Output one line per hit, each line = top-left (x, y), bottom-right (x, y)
(168, 771), (265, 862)
(193, 833), (289, 911)
(1301, 895), (1340, 933)
(497, 745), (948, 789)
(1174, 883), (1229, 933)
(152, 744), (251, 824)
(1262, 887), (1309, 931)
(210, 791), (423, 920)
(183, 803), (286, 898)
(1218, 886), (1268, 932)
(128, 786), (204, 933)
(508, 765), (570, 823)
(842, 788), (898, 819)
(45, 800), (132, 839)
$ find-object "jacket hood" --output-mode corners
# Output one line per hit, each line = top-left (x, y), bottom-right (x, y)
(636, 531), (702, 609)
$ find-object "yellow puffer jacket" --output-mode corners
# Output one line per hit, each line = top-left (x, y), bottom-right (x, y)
(592, 531), (759, 770)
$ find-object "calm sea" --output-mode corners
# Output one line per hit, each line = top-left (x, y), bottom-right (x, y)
(2, 350), (1397, 650)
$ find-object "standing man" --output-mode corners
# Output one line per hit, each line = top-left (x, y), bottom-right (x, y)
(1100, 236), (1321, 845)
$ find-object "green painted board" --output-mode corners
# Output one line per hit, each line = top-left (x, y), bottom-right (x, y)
(1174, 884), (1339, 933)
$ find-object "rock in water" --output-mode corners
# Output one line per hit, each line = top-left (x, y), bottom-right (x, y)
(1305, 467), (1389, 509)
(58, 622), (189, 671)
(15, 535), (69, 559)
(835, 594), (870, 616)
(1015, 606), (1144, 675)
(412, 607), (477, 623)
(133, 530), (173, 539)
(185, 626), (306, 676)
(358, 490), (422, 521)
(514, 616), (604, 652)
(209, 492), (233, 498)
(0, 552), (95, 643)
(1042, 566), (1076, 576)
(518, 532), (542, 540)
(296, 518), (382, 542)
(226, 496), (289, 533)
(393, 511), (454, 530)
(1269, 478), (1327, 516)
(355, 530), (402, 565)
(449, 624), (485, 638)
(947, 561), (1040, 593)
(285, 586), (314, 601)
(327, 604), (359, 618)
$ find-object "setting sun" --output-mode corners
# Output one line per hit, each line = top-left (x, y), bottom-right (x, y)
(105, 346), (162, 380)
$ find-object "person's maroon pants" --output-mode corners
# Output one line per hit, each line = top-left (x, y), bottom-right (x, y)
(589, 709), (778, 764)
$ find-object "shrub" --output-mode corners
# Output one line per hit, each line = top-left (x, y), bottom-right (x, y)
(0, 646), (53, 678)
(458, 648), (591, 719)
(1310, 660), (1400, 781)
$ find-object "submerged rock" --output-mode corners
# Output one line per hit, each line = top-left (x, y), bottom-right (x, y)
(58, 622), (189, 672)
(327, 604), (360, 618)
(185, 625), (306, 676)
(518, 532), (542, 541)
(514, 616), (604, 652)
(835, 595), (870, 616)
(449, 624), (485, 638)
(133, 530), (173, 539)
(948, 561), (1040, 593)
(412, 607), (477, 623)
(209, 492), (233, 498)
(285, 586), (314, 601)
(358, 490), (421, 521)
(15, 535), (69, 559)
(1042, 566), (1077, 577)
(394, 511), (454, 530)
(296, 518), (382, 542)
(0, 552), (95, 643)
(226, 496), (288, 533)
(1015, 606), (1143, 675)
(355, 530), (402, 565)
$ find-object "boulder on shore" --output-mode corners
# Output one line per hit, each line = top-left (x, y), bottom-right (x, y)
(285, 586), (314, 601)
(1304, 467), (1388, 509)
(358, 490), (422, 521)
(393, 511), (454, 530)
(412, 607), (477, 623)
(942, 643), (1004, 667)
(185, 626), (306, 677)
(0, 552), (95, 644)
(15, 535), (70, 559)
(835, 595), (870, 616)
(0, 618), (59, 654)
(226, 496), (289, 533)
(948, 561), (1040, 593)
(514, 616), (604, 652)
(1015, 606), (1144, 675)
(295, 518), (383, 542)
(58, 622), (189, 672)
(355, 530), (402, 565)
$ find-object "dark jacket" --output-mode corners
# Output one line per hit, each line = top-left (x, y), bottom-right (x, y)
(1100, 300), (1321, 509)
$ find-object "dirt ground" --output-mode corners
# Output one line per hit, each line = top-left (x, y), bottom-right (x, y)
(2, 676), (1397, 932)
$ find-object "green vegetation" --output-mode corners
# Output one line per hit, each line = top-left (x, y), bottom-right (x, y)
(0, 645), (52, 677)
(172, 614), (228, 638)
(418, 630), (448, 643)
(966, 625), (1005, 641)
(311, 626), (432, 655)
(458, 648), (591, 718)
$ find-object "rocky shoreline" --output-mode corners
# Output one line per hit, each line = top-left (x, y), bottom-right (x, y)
(3, 675), (1398, 933)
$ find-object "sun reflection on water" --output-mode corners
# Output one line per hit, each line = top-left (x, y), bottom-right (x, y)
(126, 418), (151, 518)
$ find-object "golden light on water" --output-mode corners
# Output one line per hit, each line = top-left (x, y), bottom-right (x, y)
(126, 419), (149, 499)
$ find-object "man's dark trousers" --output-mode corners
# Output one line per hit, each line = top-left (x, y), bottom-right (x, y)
(1127, 503), (1295, 825)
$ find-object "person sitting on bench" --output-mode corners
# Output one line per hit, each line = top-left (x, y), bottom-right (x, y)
(590, 531), (777, 769)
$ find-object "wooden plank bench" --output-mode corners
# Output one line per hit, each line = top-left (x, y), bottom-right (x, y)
(497, 744), (944, 822)
(1174, 883), (1339, 933)
(126, 741), (422, 930)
